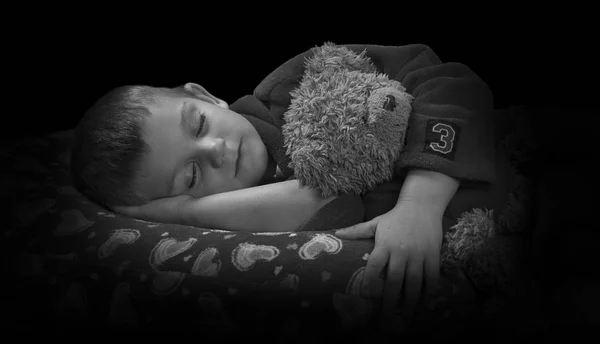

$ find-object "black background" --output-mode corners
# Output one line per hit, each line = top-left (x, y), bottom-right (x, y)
(6, 9), (597, 141)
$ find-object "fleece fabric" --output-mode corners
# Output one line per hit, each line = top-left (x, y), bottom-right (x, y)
(230, 44), (497, 185)
(229, 44), (512, 230)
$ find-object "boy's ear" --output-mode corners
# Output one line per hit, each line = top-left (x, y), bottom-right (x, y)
(183, 83), (228, 108)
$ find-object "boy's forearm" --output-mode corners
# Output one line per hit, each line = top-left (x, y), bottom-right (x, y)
(396, 168), (460, 215)
(181, 180), (335, 232)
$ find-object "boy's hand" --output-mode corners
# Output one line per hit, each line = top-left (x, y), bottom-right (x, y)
(112, 194), (194, 224)
(334, 199), (443, 318)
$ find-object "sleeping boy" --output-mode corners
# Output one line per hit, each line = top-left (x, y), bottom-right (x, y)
(70, 43), (514, 318)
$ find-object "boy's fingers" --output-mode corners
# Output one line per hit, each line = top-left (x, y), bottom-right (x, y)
(401, 260), (424, 317)
(362, 247), (389, 297)
(382, 254), (407, 315)
(425, 255), (440, 296)
(334, 219), (377, 239)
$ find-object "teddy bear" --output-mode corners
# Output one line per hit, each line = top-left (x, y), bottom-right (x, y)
(281, 42), (529, 300)
(282, 42), (414, 199)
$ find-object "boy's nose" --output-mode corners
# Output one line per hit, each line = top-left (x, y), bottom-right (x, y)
(199, 137), (226, 168)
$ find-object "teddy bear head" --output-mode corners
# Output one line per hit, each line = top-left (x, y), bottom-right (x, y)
(282, 43), (414, 198)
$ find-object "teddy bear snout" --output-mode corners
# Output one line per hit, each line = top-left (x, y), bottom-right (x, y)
(383, 95), (397, 111)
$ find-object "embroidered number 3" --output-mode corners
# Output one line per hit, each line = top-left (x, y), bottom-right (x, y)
(429, 123), (456, 154)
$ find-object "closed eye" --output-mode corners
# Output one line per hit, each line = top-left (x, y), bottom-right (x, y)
(189, 162), (198, 189)
(196, 113), (206, 137)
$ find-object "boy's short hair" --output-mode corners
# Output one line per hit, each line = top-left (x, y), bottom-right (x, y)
(70, 85), (188, 209)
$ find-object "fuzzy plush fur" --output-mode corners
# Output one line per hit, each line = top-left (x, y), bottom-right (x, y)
(282, 42), (414, 198)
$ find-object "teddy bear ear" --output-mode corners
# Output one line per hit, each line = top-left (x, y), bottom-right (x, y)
(383, 95), (397, 111)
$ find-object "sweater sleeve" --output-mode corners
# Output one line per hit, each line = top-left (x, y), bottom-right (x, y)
(387, 45), (495, 184)
(253, 44), (497, 184)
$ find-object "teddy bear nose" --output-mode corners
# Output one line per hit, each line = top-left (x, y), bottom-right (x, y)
(383, 95), (397, 111)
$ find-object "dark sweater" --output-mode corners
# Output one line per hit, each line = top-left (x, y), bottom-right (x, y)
(230, 44), (496, 185)
(229, 44), (505, 230)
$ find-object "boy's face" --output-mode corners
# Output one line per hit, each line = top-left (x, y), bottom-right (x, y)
(136, 84), (269, 200)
